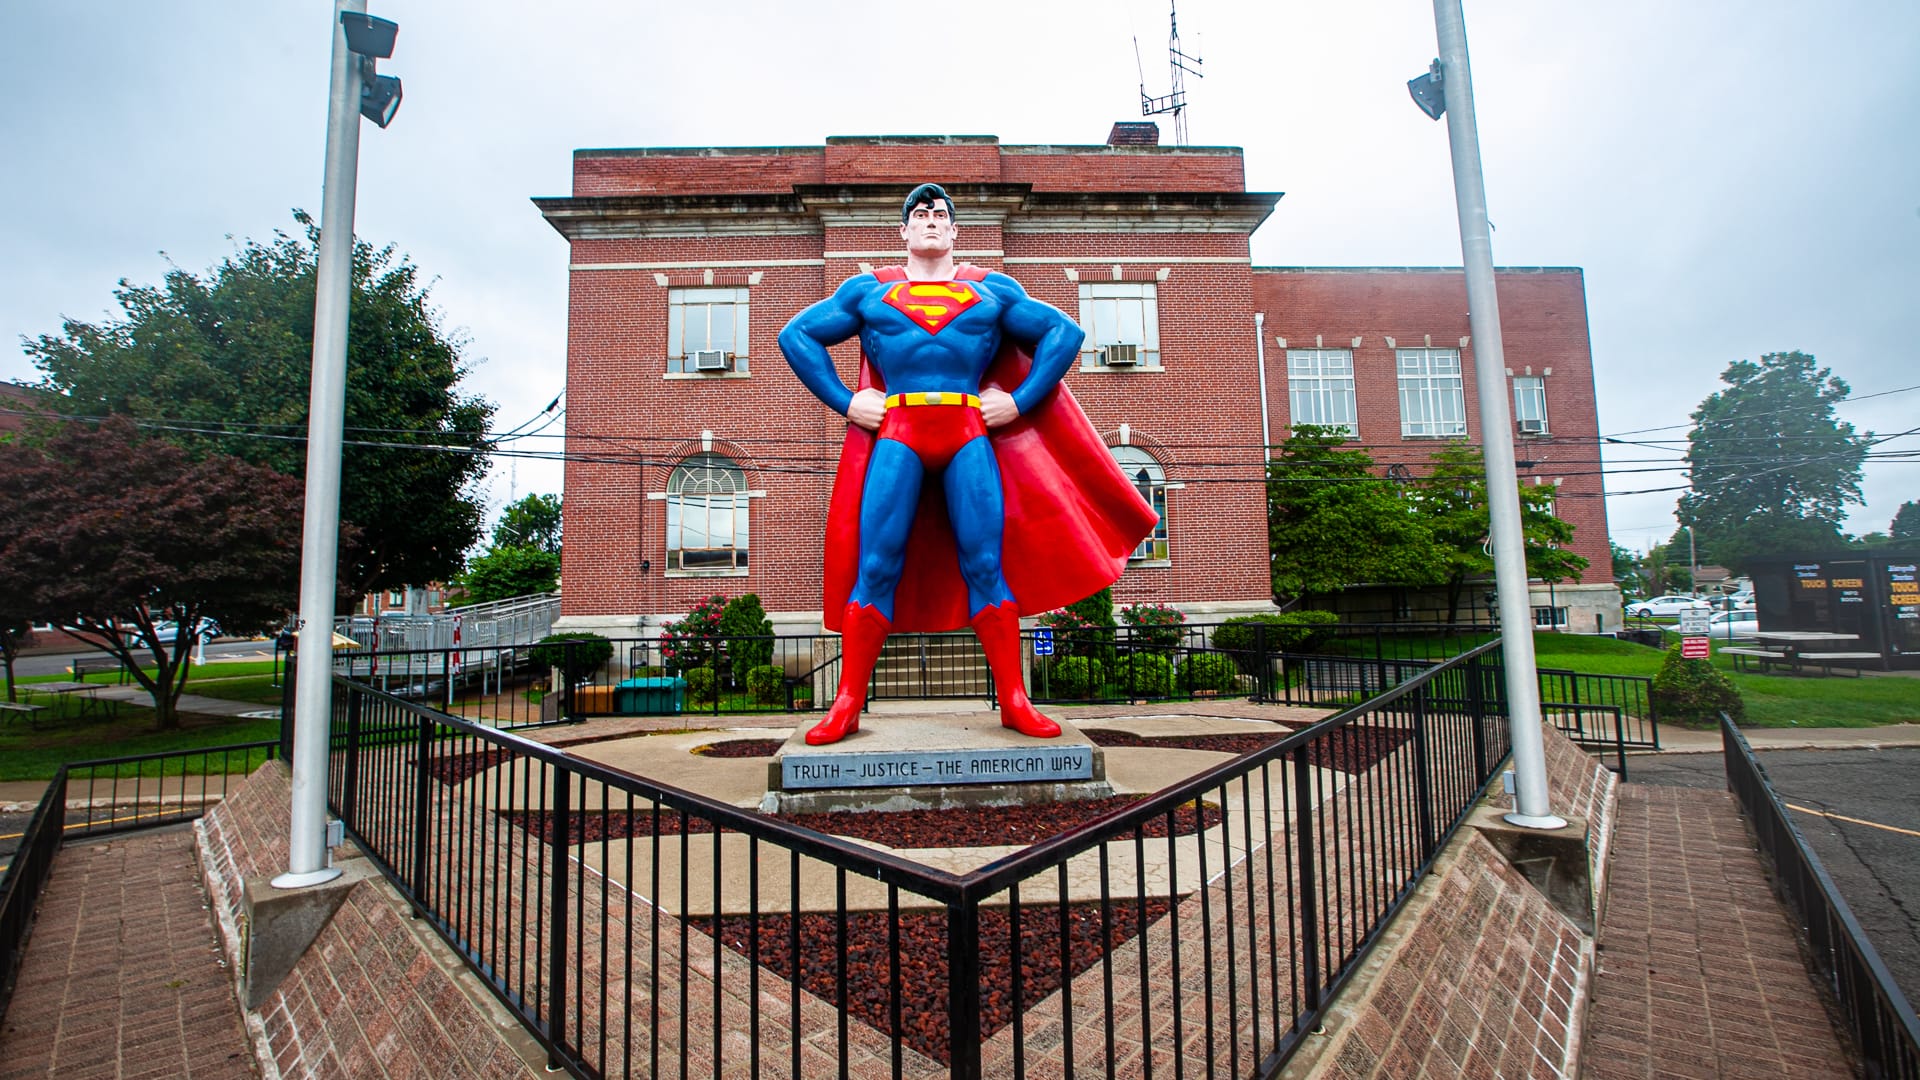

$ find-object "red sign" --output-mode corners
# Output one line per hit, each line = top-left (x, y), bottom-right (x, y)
(1681, 636), (1710, 659)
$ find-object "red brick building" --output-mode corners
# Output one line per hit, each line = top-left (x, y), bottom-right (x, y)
(535, 133), (1618, 638)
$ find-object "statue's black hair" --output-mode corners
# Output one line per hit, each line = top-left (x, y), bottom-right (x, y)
(900, 183), (954, 223)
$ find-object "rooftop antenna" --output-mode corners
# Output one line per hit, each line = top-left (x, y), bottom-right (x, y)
(1139, 0), (1203, 145)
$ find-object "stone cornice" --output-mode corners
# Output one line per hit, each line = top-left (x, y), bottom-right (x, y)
(536, 188), (1282, 240)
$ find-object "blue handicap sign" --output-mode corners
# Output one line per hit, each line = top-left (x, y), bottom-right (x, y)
(1033, 627), (1055, 656)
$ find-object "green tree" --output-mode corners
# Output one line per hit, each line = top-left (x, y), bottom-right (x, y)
(1267, 426), (1441, 599)
(455, 545), (560, 605)
(1611, 542), (1642, 595)
(1676, 352), (1868, 572)
(492, 493), (562, 555)
(24, 213), (494, 599)
(1892, 501), (1920, 543)
(1416, 443), (1588, 622)
(0, 418), (306, 729)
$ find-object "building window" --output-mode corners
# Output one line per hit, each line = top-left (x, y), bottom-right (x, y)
(1398, 348), (1466, 437)
(1287, 349), (1358, 436)
(385, 588), (406, 609)
(1513, 376), (1548, 435)
(1532, 606), (1569, 629)
(667, 288), (749, 374)
(666, 453), (749, 572)
(1077, 283), (1160, 369)
(1112, 446), (1169, 561)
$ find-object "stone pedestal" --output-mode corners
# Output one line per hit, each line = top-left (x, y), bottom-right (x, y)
(759, 713), (1113, 814)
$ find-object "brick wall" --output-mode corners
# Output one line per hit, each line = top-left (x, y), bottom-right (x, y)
(545, 138), (1614, 630)
(1256, 267), (1614, 586)
(197, 764), (539, 1079)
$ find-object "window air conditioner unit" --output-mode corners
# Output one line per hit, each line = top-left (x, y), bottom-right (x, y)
(692, 349), (729, 372)
(1518, 418), (1547, 434)
(1101, 343), (1139, 367)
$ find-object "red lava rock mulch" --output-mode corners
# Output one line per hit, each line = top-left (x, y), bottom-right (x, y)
(693, 738), (786, 758)
(695, 898), (1177, 1064)
(501, 796), (1220, 849)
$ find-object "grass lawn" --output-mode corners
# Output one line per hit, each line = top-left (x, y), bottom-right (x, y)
(1, 660), (285, 782)
(1532, 632), (1919, 729)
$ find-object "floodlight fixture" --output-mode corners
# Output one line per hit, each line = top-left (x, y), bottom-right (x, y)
(1407, 60), (1445, 121)
(341, 12), (398, 59)
(360, 71), (403, 128)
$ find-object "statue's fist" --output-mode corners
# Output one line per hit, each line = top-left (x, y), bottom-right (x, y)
(847, 388), (887, 431)
(980, 388), (1019, 428)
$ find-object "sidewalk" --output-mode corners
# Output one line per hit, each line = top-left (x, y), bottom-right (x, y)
(1643, 721), (1920, 755)
(0, 826), (257, 1079)
(1579, 783), (1854, 1079)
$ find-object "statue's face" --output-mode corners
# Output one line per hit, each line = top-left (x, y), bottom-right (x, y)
(900, 199), (956, 258)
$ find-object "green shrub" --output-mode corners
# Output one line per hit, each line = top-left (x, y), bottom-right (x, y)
(1038, 587), (1118, 661)
(660, 595), (727, 673)
(1650, 645), (1744, 728)
(745, 664), (786, 705)
(1181, 652), (1242, 694)
(1212, 612), (1341, 672)
(529, 632), (614, 686)
(1120, 602), (1185, 656)
(1118, 653), (1175, 698)
(1045, 656), (1106, 698)
(719, 594), (774, 673)
(684, 666), (717, 706)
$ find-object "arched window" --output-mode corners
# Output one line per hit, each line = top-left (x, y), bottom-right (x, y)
(666, 453), (748, 571)
(1111, 446), (1168, 562)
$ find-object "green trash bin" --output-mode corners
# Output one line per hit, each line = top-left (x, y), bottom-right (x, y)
(615, 676), (686, 715)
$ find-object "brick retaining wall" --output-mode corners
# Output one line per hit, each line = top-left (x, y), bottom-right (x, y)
(197, 762), (542, 1079)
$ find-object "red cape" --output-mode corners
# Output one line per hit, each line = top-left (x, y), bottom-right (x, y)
(822, 267), (1160, 633)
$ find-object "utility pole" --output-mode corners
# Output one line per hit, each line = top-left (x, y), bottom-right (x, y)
(1425, 0), (1565, 829)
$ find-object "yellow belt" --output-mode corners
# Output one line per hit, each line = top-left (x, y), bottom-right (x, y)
(884, 392), (982, 409)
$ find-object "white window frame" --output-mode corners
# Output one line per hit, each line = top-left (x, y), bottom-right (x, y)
(667, 287), (750, 375)
(1286, 349), (1358, 436)
(1077, 283), (1161, 370)
(664, 453), (749, 574)
(1531, 605), (1569, 629)
(1112, 446), (1169, 563)
(1397, 348), (1467, 437)
(1513, 375), (1548, 435)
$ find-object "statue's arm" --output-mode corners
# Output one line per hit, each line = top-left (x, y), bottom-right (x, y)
(779, 276), (868, 416)
(990, 272), (1086, 416)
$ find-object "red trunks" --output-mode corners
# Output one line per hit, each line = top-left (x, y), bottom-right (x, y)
(877, 404), (988, 470)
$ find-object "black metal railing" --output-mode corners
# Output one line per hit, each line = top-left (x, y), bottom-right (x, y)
(0, 741), (281, 1019)
(1721, 715), (1920, 1079)
(314, 622), (1502, 729)
(318, 638), (1513, 1079)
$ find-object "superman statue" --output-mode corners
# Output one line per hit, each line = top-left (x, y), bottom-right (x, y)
(779, 183), (1159, 746)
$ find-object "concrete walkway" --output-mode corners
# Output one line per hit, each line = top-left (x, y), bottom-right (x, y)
(1579, 783), (1854, 1079)
(0, 826), (257, 1079)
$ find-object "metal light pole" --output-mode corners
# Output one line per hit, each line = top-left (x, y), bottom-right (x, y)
(1685, 524), (1698, 594)
(1426, 0), (1565, 829)
(276, 0), (395, 888)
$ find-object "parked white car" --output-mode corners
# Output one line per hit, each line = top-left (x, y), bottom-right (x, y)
(149, 618), (222, 645)
(1707, 609), (1759, 639)
(1627, 595), (1713, 618)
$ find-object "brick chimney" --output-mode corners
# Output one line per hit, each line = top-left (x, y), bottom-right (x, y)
(1106, 122), (1160, 146)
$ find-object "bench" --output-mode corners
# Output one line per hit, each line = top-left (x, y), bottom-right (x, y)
(1720, 647), (1790, 673)
(0, 700), (49, 726)
(71, 656), (132, 684)
(1795, 651), (1881, 677)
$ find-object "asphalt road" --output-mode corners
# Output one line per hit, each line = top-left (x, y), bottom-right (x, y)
(1630, 747), (1920, 1009)
(9, 639), (277, 678)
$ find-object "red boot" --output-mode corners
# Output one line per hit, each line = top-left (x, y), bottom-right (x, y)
(806, 602), (892, 746)
(971, 601), (1061, 739)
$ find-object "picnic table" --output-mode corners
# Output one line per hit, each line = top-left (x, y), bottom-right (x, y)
(1746, 632), (1878, 676)
(22, 679), (119, 718)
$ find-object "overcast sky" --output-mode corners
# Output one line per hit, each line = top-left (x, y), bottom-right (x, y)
(4, 1), (1916, 557)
